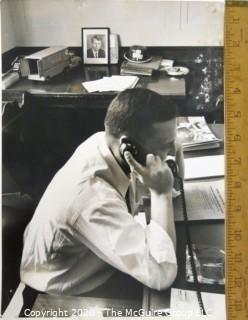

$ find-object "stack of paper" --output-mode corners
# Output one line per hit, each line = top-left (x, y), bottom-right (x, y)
(82, 75), (139, 93)
(170, 288), (226, 319)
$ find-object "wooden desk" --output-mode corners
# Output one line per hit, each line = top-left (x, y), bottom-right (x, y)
(143, 124), (225, 312)
(2, 46), (224, 121)
(2, 65), (186, 105)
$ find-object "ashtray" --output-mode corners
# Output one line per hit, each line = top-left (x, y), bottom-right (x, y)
(186, 244), (225, 285)
(165, 66), (189, 76)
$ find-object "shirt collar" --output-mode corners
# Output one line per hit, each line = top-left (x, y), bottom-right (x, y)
(98, 133), (130, 198)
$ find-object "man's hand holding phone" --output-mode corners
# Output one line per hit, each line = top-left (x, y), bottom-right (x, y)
(124, 152), (174, 195)
(124, 150), (177, 247)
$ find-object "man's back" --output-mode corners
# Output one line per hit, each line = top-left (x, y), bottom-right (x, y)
(20, 132), (126, 295)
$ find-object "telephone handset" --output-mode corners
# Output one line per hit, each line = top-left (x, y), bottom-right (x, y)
(119, 137), (147, 166)
(119, 136), (178, 174)
(119, 136), (206, 314)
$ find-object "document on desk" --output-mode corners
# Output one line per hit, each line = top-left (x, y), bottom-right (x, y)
(170, 288), (226, 319)
(82, 75), (139, 92)
(173, 178), (225, 221)
(184, 155), (224, 180)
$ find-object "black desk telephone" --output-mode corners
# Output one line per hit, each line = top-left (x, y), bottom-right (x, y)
(119, 136), (207, 315)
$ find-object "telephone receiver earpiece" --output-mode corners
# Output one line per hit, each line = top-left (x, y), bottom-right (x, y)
(119, 136), (139, 160)
(120, 136), (179, 174)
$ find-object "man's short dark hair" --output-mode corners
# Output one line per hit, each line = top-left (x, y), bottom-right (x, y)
(104, 88), (178, 139)
(91, 35), (102, 42)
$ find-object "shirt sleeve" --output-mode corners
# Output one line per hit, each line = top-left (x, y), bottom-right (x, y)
(134, 212), (176, 264)
(72, 177), (177, 291)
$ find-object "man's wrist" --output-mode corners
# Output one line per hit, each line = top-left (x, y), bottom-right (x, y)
(150, 189), (173, 198)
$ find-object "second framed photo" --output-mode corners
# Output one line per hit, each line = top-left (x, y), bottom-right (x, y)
(82, 28), (110, 65)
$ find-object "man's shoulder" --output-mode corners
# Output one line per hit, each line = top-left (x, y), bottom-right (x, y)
(75, 132), (105, 154)
(69, 132), (106, 167)
(70, 174), (125, 222)
(99, 49), (105, 57)
(87, 48), (93, 57)
(52, 132), (106, 185)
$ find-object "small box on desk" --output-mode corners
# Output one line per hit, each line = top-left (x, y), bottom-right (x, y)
(24, 46), (70, 81)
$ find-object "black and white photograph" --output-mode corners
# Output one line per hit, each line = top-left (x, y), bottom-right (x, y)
(82, 28), (110, 64)
(1, 0), (229, 318)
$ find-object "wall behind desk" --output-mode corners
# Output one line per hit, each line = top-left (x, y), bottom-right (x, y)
(1, 0), (224, 53)
(1, 0), (17, 52)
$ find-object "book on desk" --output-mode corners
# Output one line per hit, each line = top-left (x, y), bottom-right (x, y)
(120, 56), (162, 76)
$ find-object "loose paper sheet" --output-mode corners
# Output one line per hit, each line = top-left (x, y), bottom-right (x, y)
(174, 178), (225, 221)
(184, 155), (224, 180)
(82, 75), (139, 92)
(169, 288), (226, 319)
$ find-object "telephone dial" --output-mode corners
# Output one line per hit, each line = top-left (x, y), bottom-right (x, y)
(119, 136), (207, 314)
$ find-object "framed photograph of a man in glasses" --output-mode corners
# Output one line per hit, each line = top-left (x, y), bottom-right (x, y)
(82, 28), (110, 64)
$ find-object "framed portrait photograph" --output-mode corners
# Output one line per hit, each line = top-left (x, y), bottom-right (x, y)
(82, 28), (110, 64)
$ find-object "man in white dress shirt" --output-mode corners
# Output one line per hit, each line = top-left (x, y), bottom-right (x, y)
(20, 88), (184, 296)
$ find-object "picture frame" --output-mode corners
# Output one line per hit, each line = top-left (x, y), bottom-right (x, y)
(82, 28), (110, 65)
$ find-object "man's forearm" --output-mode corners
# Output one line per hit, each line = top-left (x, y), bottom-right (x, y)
(150, 191), (176, 249)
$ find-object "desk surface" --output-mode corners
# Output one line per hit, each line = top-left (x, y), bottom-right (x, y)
(3, 65), (186, 104)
